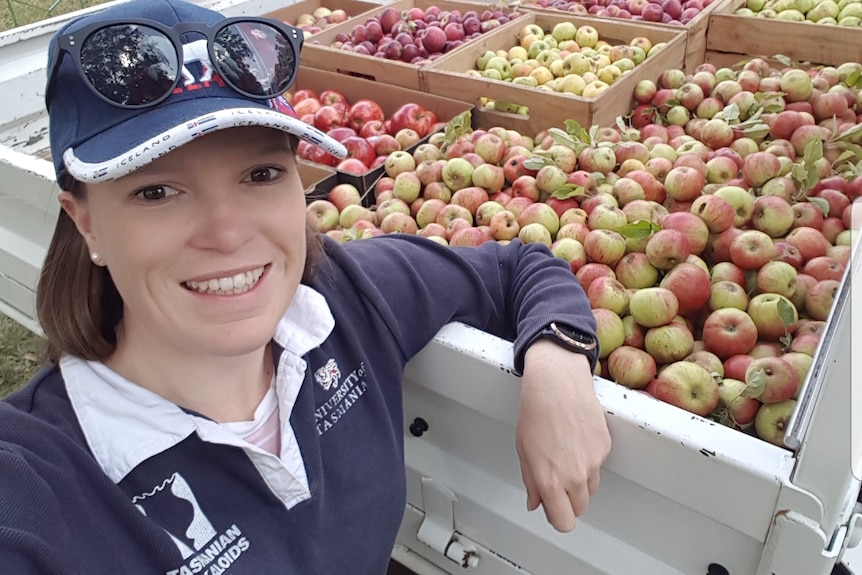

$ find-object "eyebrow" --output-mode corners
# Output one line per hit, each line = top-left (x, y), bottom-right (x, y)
(129, 141), (295, 178)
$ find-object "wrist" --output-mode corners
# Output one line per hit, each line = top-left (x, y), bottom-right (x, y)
(527, 322), (599, 370)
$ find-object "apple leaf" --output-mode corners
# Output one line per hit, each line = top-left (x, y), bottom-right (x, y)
(774, 54), (794, 67)
(553, 184), (586, 199)
(720, 104), (741, 123)
(742, 123), (770, 139)
(834, 149), (860, 167)
(809, 196), (831, 218)
(779, 333), (793, 353)
(443, 111), (473, 148)
(615, 219), (660, 239)
(592, 172), (606, 184)
(549, 127), (584, 151)
(742, 368), (766, 399)
(777, 298), (797, 329)
(802, 139), (823, 164)
(709, 405), (738, 429)
(847, 70), (862, 90)
(562, 121), (591, 144)
(616, 116), (628, 134)
(762, 103), (786, 114)
(835, 123), (862, 143)
(523, 155), (555, 170)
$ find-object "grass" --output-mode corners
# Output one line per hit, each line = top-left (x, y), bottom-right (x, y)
(1, 0), (106, 33)
(0, 314), (46, 399)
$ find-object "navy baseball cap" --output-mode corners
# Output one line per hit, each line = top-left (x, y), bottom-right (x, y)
(46, 0), (346, 185)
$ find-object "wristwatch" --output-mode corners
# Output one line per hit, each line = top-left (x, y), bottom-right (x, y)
(533, 322), (599, 367)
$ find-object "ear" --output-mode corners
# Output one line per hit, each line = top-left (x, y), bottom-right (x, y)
(59, 190), (102, 261)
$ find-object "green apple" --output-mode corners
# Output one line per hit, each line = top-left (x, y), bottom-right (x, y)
(552, 21), (577, 42)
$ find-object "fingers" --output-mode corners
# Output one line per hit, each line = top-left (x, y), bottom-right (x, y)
(542, 486), (577, 532)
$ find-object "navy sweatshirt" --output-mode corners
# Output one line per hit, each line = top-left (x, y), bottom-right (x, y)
(0, 235), (595, 575)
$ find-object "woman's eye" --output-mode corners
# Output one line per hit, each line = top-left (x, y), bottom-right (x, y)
(134, 185), (177, 201)
(248, 167), (282, 182)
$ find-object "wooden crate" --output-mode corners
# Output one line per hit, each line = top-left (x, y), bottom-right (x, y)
(421, 12), (686, 137)
(264, 0), (380, 31)
(702, 51), (816, 70)
(523, 0), (735, 73)
(706, 0), (862, 66)
(300, 0), (529, 90)
(291, 66), (473, 194)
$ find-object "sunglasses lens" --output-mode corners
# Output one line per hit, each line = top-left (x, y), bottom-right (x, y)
(213, 22), (297, 98)
(81, 24), (178, 106)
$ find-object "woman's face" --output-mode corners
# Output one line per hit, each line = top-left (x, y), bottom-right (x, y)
(61, 126), (307, 360)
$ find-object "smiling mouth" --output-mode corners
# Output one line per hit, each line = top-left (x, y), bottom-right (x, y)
(184, 266), (266, 295)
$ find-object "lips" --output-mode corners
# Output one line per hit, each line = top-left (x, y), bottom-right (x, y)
(184, 265), (266, 295)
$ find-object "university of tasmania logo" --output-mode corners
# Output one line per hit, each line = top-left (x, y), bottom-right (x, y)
(314, 359), (341, 391)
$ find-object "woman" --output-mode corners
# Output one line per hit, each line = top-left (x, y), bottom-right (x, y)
(0, 0), (610, 572)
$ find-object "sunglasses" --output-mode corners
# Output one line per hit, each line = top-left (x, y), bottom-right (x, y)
(46, 16), (303, 110)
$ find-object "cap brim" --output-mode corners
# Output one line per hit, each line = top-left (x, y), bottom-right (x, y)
(62, 97), (347, 183)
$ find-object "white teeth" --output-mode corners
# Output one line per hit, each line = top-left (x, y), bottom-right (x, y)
(185, 266), (265, 295)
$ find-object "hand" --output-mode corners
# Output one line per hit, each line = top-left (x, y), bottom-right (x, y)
(516, 340), (611, 532)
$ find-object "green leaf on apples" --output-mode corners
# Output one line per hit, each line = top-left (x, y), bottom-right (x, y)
(615, 116), (628, 134)
(742, 368), (766, 399)
(562, 120), (591, 144)
(803, 139), (823, 164)
(835, 123), (862, 142)
(549, 127), (584, 150)
(523, 155), (555, 170)
(832, 141), (862, 163)
(720, 104), (741, 123)
(847, 70), (862, 90)
(708, 405), (737, 429)
(592, 172), (606, 184)
(779, 333), (793, 353)
(777, 298), (797, 329)
(615, 219), (660, 239)
(774, 54), (794, 67)
(809, 196), (831, 218)
(834, 150), (859, 167)
(552, 184), (587, 199)
(443, 111), (473, 149)
(762, 103), (786, 114)
(742, 123), (770, 139)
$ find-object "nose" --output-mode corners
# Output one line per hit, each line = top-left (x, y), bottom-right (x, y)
(187, 186), (253, 253)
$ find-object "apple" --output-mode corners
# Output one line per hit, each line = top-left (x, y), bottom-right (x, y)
(628, 287), (679, 328)
(347, 99), (385, 132)
(306, 199), (340, 233)
(608, 346), (657, 389)
(754, 399), (797, 447)
(660, 262), (711, 317)
(338, 204), (375, 229)
(714, 185), (755, 227)
(748, 293), (798, 340)
(593, 307), (626, 359)
(489, 210), (521, 241)
(805, 279), (840, 321)
(588, 276), (630, 316)
(518, 222), (553, 246)
(551, 237), (588, 273)
(660, 211), (710, 256)
(646, 361), (720, 417)
(645, 229), (691, 270)
(390, 103), (434, 138)
(614, 252), (659, 289)
(645, 322), (695, 364)
(803, 256), (845, 282)
(716, 377), (761, 428)
(583, 229), (627, 266)
(709, 280), (749, 311)
(744, 356), (798, 404)
(729, 230), (776, 270)
(751, 196), (795, 238)
(702, 308), (758, 359)
(784, 226), (831, 262)
(576, 263), (617, 293)
(756, 260), (798, 300)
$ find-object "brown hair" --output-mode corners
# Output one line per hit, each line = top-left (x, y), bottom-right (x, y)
(36, 181), (325, 363)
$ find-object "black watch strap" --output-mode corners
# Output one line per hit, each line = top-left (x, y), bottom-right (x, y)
(534, 322), (599, 367)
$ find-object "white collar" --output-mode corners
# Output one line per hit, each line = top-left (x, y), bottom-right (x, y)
(62, 285), (334, 485)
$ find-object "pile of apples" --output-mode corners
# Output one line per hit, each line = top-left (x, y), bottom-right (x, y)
(315, 5), (523, 65)
(285, 88), (446, 176)
(280, 5), (351, 38)
(305, 55), (862, 448)
(734, 0), (862, 26)
(523, 0), (717, 25)
(468, 22), (666, 100)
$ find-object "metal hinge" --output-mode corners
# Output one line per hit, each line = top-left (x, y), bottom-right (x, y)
(416, 477), (480, 569)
